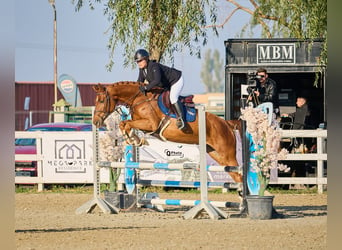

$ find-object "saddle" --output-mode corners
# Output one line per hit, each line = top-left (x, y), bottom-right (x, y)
(156, 90), (196, 122)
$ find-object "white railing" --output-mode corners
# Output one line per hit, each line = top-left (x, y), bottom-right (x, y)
(15, 131), (44, 191)
(271, 129), (327, 194)
(15, 129), (327, 193)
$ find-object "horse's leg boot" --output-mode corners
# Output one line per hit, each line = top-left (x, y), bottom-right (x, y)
(172, 102), (185, 130)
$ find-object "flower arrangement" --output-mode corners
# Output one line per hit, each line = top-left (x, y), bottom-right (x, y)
(99, 111), (125, 192)
(240, 106), (290, 196)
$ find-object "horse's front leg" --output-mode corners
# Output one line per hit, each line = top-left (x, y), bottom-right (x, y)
(119, 121), (139, 145)
(119, 119), (155, 146)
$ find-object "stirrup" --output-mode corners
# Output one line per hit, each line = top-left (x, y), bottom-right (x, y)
(176, 118), (185, 130)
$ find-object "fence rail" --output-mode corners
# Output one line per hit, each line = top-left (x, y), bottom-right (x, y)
(15, 131), (44, 191)
(15, 129), (327, 193)
(270, 129), (327, 193)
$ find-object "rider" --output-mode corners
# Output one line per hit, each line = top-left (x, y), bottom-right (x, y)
(134, 48), (185, 130)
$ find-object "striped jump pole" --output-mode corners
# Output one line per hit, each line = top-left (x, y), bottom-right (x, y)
(97, 151), (239, 192)
(97, 161), (239, 172)
(182, 105), (228, 220)
(137, 180), (229, 189)
(76, 107), (120, 215)
(138, 198), (240, 211)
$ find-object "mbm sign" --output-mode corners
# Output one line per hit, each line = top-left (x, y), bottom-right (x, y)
(257, 43), (295, 64)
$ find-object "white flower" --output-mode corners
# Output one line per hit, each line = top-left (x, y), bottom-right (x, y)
(240, 106), (289, 180)
(99, 112), (126, 162)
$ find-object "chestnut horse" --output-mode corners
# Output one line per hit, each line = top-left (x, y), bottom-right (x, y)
(92, 81), (242, 183)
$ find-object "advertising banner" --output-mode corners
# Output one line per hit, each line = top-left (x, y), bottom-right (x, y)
(137, 136), (235, 183)
(41, 132), (108, 183)
(57, 74), (82, 107)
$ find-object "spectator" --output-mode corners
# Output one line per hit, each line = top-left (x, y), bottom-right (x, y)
(280, 96), (315, 153)
(281, 96), (311, 129)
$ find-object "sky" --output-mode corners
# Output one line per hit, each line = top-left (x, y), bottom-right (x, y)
(15, 0), (253, 95)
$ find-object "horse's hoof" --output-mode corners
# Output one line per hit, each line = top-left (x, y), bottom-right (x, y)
(141, 138), (149, 146)
(125, 138), (134, 145)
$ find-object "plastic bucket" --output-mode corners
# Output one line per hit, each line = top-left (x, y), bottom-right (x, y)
(246, 195), (274, 220)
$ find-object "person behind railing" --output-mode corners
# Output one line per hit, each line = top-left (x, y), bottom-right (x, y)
(280, 96), (316, 153)
(281, 96), (311, 129)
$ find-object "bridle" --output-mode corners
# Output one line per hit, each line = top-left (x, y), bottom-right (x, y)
(94, 89), (113, 121)
(94, 85), (155, 122)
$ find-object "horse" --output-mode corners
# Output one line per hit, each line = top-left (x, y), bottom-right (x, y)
(92, 81), (243, 183)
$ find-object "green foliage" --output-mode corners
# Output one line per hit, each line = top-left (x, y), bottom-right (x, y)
(108, 168), (121, 192)
(73, 0), (219, 69)
(200, 49), (224, 93)
(15, 185), (36, 193)
(227, 0), (327, 68)
(15, 184), (93, 193)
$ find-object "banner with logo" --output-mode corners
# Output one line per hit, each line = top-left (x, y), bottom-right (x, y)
(41, 131), (108, 183)
(57, 74), (82, 107)
(137, 136), (234, 183)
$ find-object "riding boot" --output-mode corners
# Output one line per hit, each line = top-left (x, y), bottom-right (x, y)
(172, 102), (185, 130)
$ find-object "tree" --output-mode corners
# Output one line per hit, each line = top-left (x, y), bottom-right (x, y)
(200, 49), (224, 92)
(72, 0), (219, 69)
(207, 0), (327, 73)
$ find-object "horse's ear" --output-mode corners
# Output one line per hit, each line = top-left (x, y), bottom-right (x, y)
(93, 83), (105, 92)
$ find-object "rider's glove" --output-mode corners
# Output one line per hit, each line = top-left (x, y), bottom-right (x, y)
(139, 85), (147, 95)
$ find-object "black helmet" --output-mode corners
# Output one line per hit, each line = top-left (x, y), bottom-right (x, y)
(134, 49), (149, 62)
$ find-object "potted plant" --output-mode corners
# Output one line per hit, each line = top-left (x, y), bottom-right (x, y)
(240, 106), (290, 219)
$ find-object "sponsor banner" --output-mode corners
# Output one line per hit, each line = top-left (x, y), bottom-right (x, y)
(57, 74), (82, 107)
(41, 132), (109, 183)
(139, 136), (200, 163)
(137, 136), (234, 183)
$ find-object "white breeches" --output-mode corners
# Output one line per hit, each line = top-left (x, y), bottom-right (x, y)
(170, 76), (184, 104)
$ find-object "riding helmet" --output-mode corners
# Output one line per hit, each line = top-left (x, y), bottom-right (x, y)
(134, 49), (149, 62)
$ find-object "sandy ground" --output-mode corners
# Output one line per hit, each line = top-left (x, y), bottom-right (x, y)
(15, 191), (327, 250)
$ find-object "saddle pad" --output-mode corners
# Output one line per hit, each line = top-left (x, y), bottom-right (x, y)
(157, 94), (196, 123)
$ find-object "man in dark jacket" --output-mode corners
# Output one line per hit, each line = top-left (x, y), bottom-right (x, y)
(134, 49), (185, 129)
(250, 67), (280, 117)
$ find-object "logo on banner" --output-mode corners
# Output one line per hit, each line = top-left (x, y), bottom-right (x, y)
(60, 79), (74, 93)
(164, 149), (184, 158)
(47, 140), (92, 173)
(257, 43), (295, 64)
(57, 74), (83, 107)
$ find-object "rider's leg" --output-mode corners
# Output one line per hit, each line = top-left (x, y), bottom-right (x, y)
(172, 102), (185, 129)
(170, 77), (185, 130)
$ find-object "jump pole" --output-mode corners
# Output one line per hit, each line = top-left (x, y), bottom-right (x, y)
(139, 198), (239, 209)
(238, 98), (250, 217)
(182, 105), (228, 219)
(75, 107), (119, 215)
(98, 161), (238, 172)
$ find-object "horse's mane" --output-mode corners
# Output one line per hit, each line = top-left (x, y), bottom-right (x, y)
(110, 81), (142, 87)
(107, 81), (163, 94)
(101, 81), (163, 95)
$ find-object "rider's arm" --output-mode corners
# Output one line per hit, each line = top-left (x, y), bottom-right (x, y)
(145, 63), (162, 91)
(137, 69), (145, 83)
